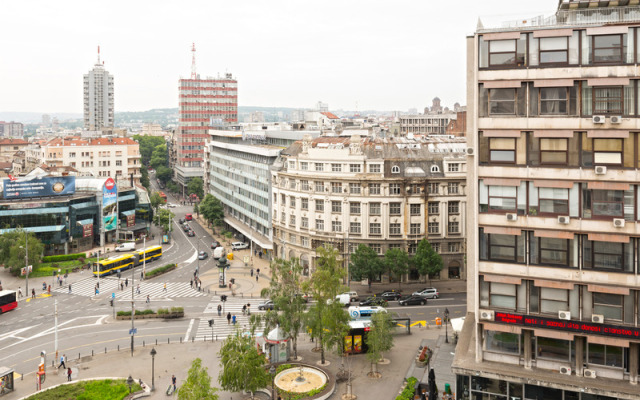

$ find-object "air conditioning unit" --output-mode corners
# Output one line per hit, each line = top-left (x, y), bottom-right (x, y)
(584, 369), (597, 378)
(559, 366), (572, 375)
(594, 166), (607, 175)
(592, 314), (604, 324)
(557, 216), (570, 225)
(558, 310), (571, 320)
(610, 115), (622, 124)
(592, 115), (605, 124)
(506, 213), (518, 221)
(613, 218), (625, 228)
(479, 309), (495, 321)
(466, 147), (475, 156)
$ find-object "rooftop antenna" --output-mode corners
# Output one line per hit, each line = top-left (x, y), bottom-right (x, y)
(190, 43), (197, 79)
(96, 45), (101, 65)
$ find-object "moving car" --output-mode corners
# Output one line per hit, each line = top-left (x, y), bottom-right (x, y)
(258, 300), (275, 310)
(413, 288), (439, 299)
(182, 224), (190, 232)
(231, 242), (249, 251)
(213, 246), (226, 260)
(210, 241), (220, 249)
(358, 297), (388, 307)
(185, 214), (193, 221)
(179, 218), (185, 224)
(187, 230), (195, 237)
(377, 291), (403, 301)
(198, 251), (208, 260)
(168, 203), (177, 208)
(398, 295), (427, 306)
(115, 242), (136, 252)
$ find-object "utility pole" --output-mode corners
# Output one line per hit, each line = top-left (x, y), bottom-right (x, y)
(131, 257), (135, 357)
(54, 300), (58, 361)
(25, 231), (29, 294)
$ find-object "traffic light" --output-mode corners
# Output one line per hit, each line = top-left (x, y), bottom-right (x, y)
(208, 319), (214, 327)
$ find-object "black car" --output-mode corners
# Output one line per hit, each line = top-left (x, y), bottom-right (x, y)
(210, 241), (220, 249)
(187, 230), (195, 237)
(182, 224), (190, 232)
(179, 218), (185, 224)
(398, 295), (427, 306)
(358, 297), (388, 307)
(377, 291), (402, 301)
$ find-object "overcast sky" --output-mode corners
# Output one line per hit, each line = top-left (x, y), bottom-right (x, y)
(0, 0), (558, 114)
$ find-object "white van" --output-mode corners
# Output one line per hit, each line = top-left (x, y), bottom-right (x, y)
(334, 293), (351, 306)
(213, 246), (226, 260)
(115, 242), (136, 252)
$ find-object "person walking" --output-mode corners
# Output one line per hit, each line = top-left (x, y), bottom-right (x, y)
(256, 274), (259, 282)
(18, 287), (22, 297)
(172, 375), (177, 391)
(190, 279), (193, 288)
(163, 283), (167, 292)
(242, 304), (247, 315)
(226, 312), (231, 325)
(68, 284), (71, 294)
(140, 271), (144, 280)
(58, 354), (66, 369)
(256, 268), (260, 277)
(120, 282), (124, 291)
(232, 314), (237, 325)
(32, 288), (36, 299)
(247, 303), (251, 315)
(125, 278), (128, 287)
(67, 367), (72, 381)
(136, 284), (141, 295)
(47, 285), (51, 295)
(217, 304), (222, 316)
(250, 268), (254, 277)
(146, 295), (150, 304)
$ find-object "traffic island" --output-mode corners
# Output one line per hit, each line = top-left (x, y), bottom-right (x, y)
(21, 378), (144, 400)
(115, 307), (184, 320)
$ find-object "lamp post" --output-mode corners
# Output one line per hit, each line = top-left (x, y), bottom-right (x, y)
(23, 230), (29, 294)
(269, 365), (276, 400)
(126, 374), (133, 394)
(131, 253), (135, 357)
(444, 308), (450, 344)
(150, 348), (157, 391)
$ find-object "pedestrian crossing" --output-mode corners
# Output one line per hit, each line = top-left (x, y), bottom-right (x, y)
(193, 298), (267, 340)
(52, 277), (206, 299)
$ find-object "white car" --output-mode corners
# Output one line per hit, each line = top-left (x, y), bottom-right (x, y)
(231, 242), (249, 251)
(167, 203), (177, 208)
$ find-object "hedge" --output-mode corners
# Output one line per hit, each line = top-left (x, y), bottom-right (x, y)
(42, 253), (87, 263)
(145, 263), (177, 279)
(395, 377), (418, 400)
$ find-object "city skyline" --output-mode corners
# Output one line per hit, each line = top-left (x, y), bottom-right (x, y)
(0, 0), (557, 114)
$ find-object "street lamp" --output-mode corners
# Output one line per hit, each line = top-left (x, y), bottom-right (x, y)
(150, 348), (157, 391)
(126, 374), (134, 394)
(444, 308), (450, 344)
(269, 365), (276, 400)
(20, 230), (30, 294)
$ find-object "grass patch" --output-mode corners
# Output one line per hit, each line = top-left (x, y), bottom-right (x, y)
(145, 263), (176, 279)
(26, 258), (98, 279)
(23, 378), (142, 400)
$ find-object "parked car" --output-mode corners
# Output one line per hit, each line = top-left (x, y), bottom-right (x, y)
(182, 224), (190, 232)
(341, 291), (359, 302)
(413, 288), (439, 299)
(294, 293), (309, 303)
(258, 300), (275, 310)
(377, 291), (403, 301)
(358, 297), (388, 307)
(398, 295), (427, 306)
(231, 242), (249, 251)
(198, 251), (208, 260)
(179, 218), (185, 224)
(187, 230), (195, 237)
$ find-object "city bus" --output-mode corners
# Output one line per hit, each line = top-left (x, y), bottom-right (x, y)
(0, 290), (17, 314)
(133, 245), (163, 266)
(93, 254), (136, 277)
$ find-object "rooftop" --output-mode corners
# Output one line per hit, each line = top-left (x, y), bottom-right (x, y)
(46, 137), (138, 147)
(0, 138), (28, 146)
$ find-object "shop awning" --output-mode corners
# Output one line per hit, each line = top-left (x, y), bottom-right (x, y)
(120, 210), (135, 216)
(0, 225), (65, 234)
(118, 194), (135, 202)
(0, 207), (67, 216)
(76, 219), (93, 226)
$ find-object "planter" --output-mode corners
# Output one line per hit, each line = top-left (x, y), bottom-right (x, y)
(115, 312), (184, 320)
(415, 346), (432, 367)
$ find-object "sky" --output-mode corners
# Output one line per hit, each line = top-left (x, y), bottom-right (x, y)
(0, 0), (559, 114)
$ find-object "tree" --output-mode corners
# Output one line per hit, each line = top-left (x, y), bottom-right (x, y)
(177, 358), (219, 400)
(384, 248), (409, 290)
(150, 144), (168, 171)
(140, 167), (150, 192)
(413, 239), (443, 285)
(150, 192), (164, 210)
(187, 177), (204, 200)
(133, 135), (165, 166)
(199, 194), (224, 228)
(156, 166), (172, 184)
(349, 244), (384, 292)
(153, 208), (175, 233)
(304, 245), (350, 365)
(218, 332), (270, 400)
(365, 311), (395, 377)
(0, 229), (44, 276)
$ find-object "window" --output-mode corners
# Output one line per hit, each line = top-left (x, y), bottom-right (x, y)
(593, 293), (623, 321)
(369, 164), (381, 173)
(489, 138), (516, 163)
(428, 222), (439, 234)
(281, 194), (286, 204)
(448, 182), (459, 195)
(592, 34), (623, 64)
(539, 36), (568, 64)
(539, 138), (568, 164)
(301, 198), (309, 210)
(539, 87), (568, 115)
(331, 163), (342, 172)
(410, 223), (421, 235)
(332, 221), (342, 232)
(349, 183), (361, 194)
(289, 196), (296, 208)
(331, 182), (342, 193)
(490, 282), (516, 309)
(302, 237), (309, 247)
(350, 164), (361, 173)
(448, 163), (459, 172)
(448, 242), (460, 253)
(350, 202), (361, 214)
(593, 87), (623, 114)
(587, 189), (624, 218)
(448, 201), (459, 214)
(583, 240), (633, 272)
(410, 204), (421, 215)
(485, 331), (520, 354)
(301, 216), (309, 229)
(281, 212), (285, 222)
(489, 234), (517, 262)
(369, 202), (381, 215)
(593, 138), (622, 165)
(534, 237), (569, 266)
(588, 343), (624, 368)
(489, 88), (516, 115)
(315, 219), (324, 231)
(315, 163), (324, 171)
(331, 201), (342, 213)
(389, 183), (401, 195)
(389, 223), (401, 236)
(369, 183), (381, 195)
(432, 243), (440, 252)
(300, 162), (308, 171)
(538, 187), (569, 215)
(428, 183), (439, 194)
(488, 39), (523, 67)
(369, 223), (381, 235)
(430, 165), (440, 173)
(288, 161), (295, 170)
(448, 221), (459, 234)
(314, 181), (324, 192)
(369, 243), (382, 254)
(537, 337), (571, 361)
(428, 202), (439, 214)
(289, 215), (296, 226)
(391, 165), (400, 174)
(389, 202), (401, 215)
(531, 287), (569, 314)
(315, 199), (324, 212)
(115, 160), (122, 166)
(301, 180), (309, 190)
(350, 222), (361, 234)
(488, 185), (517, 212)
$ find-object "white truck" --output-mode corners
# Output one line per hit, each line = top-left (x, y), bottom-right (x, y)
(115, 242), (136, 252)
(213, 246), (226, 260)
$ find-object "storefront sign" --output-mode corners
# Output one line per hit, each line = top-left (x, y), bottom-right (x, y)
(102, 177), (117, 232)
(3, 176), (76, 199)
(494, 312), (640, 340)
(126, 214), (135, 227)
(83, 223), (93, 238)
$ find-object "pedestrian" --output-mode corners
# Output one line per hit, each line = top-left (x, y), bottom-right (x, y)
(125, 278), (128, 287)
(257, 268), (260, 277)
(217, 304), (222, 316)
(94, 287), (98, 295)
(32, 288), (36, 298)
(242, 304), (247, 315)
(247, 303), (251, 315)
(96, 281), (99, 289)
(141, 271), (144, 280)
(58, 354), (66, 369)
(172, 375), (176, 391)
(18, 287), (22, 297)
(226, 312), (231, 325)
(136, 284), (141, 295)
(250, 268), (254, 277)
(256, 275), (259, 282)
(190, 279), (193, 288)
(68, 284), (71, 294)
(121, 282), (124, 291)
(48, 285), (51, 295)
(42, 282), (46, 291)
(228, 282), (232, 290)
(232, 314), (237, 325)
(67, 367), (72, 381)
(163, 283), (167, 292)
(146, 295), (150, 304)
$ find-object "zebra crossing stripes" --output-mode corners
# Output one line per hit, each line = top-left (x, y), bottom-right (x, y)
(52, 277), (205, 298)
(53, 276), (119, 297)
(194, 300), (265, 340)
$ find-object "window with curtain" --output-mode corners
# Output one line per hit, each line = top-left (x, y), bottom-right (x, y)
(538, 187), (569, 214)
(539, 138), (568, 164)
(593, 86), (623, 114)
(592, 34), (624, 63)
(538, 287), (569, 314)
(489, 138), (516, 163)
(488, 185), (517, 212)
(489, 39), (517, 66)
(540, 87), (568, 115)
(490, 282), (517, 309)
(593, 138), (622, 165)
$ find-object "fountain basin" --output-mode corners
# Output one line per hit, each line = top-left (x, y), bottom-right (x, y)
(274, 366), (327, 394)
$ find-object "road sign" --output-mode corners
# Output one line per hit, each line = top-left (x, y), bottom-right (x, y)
(129, 328), (137, 335)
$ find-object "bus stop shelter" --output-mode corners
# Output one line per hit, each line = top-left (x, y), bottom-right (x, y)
(0, 367), (14, 395)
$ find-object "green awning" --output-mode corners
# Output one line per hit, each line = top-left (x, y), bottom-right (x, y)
(0, 207), (68, 216)
(0, 225), (65, 234)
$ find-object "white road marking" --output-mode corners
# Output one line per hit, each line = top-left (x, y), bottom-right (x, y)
(184, 318), (195, 341)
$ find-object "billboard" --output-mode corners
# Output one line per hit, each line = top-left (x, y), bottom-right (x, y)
(3, 176), (76, 199)
(102, 177), (117, 232)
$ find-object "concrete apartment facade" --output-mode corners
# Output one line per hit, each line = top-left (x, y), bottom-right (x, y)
(271, 134), (467, 280)
(0, 121), (24, 137)
(83, 53), (114, 130)
(399, 112), (457, 135)
(454, 2), (640, 399)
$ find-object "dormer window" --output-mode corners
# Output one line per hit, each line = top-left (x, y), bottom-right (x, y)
(431, 165), (440, 173)
(391, 165), (400, 174)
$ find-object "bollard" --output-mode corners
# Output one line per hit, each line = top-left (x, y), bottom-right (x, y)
(118, 345), (120, 351)
(143, 341), (145, 347)
(156, 339), (158, 345)
(92, 350), (94, 357)
(180, 337), (182, 343)
(105, 347), (106, 354)
(168, 338), (170, 344)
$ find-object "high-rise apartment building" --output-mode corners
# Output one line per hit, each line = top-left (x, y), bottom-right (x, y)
(83, 47), (114, 130)
(174, 44), (238, 193)
(454, 2), (640, 399)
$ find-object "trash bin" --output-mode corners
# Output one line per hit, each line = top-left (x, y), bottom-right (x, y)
(435, 317), (442, 327)
(445, 383), (452, 394)
(227, 253), (234, 260)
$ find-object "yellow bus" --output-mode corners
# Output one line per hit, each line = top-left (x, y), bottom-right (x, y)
(93, 254), (135, 277)
(134, 245), (163, 266)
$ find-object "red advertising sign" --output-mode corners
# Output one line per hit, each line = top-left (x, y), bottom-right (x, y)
(494, 312), (640, 340)
(126, 214), (135, 227)
(83, 223), (93, 238)
(104, 177), (115, 190)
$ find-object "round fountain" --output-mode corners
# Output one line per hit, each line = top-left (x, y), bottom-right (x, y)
(274, 364), (328, 394)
